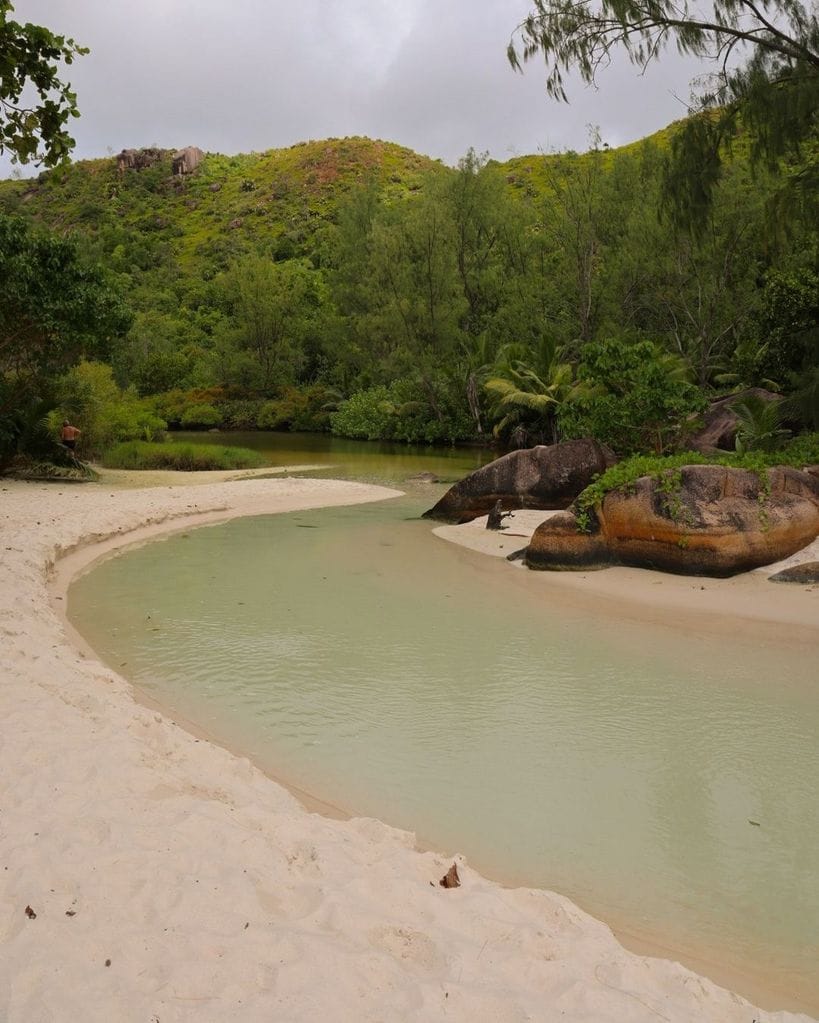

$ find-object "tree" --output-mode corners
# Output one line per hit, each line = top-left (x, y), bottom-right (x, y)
(559, 337), (705, 453)
(0, 214), (131, 464)
(731, 392), (789, 451)
(356, 188), (466, 421)
(0, 1), (87, 166)
(217, 256), (317, 393)
(509, 0), (819, 224)
(484, 335), (579, 445)
(48, 360), (165, 457)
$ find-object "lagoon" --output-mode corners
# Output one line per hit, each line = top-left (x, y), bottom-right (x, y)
(68, 440), (819, 1013)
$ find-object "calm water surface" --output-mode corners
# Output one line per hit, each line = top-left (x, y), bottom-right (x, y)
(70, 438), (819, 1013)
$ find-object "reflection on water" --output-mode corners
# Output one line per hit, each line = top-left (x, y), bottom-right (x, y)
(69, 487), (819, 1013)
(172, 430), (495, 483)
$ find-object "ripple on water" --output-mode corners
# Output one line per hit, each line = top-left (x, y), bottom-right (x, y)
(69, 498), (819, 1013)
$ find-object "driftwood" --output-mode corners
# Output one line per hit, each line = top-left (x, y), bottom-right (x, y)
(486, 500), (513, 531)
(439, 863), (460, 888)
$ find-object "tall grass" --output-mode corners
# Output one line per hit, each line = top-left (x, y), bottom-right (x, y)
(102, 440), (266, 471)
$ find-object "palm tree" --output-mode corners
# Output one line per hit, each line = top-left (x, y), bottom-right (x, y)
(732, 394), (790, 453)
(483, 336), (580, 446)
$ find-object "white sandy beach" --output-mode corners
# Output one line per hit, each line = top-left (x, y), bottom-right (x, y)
(434, 510), (819, 640)
(1, 471), (816, 1023)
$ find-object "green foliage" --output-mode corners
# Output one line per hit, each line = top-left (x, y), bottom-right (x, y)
(218, 398), (264, 429)
(256, 384), (338, 432)
(559, 338), (706, 454)
(0, 387), (75, 471)
(0, 1), (88, 166)
(179, 402), (222, 429)
(0, 215), (130, 380)
(731, 394), (790, 452)
(215, 255), (319, 393)
(150, 388), (226, 428)
(330, 385), (397, 441)
(752, 267), (819, 385)
(47, 361), (166, 456)
(331, 379), (472, 443)
(102, 440), (265, 471)
(574, 434), (819, 525)
(484, 336), (578, 445)
(1, 131), (815, 458)
(113, 310), (197, 396)
(0, 215), (131, 465)
(783, 364), (819, 430)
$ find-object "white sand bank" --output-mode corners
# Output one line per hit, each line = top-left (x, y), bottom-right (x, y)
(1, 474), (814, 1022)
(433, 510), (819, 639)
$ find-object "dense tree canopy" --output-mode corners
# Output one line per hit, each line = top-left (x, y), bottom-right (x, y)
(0, 0), (86, 166)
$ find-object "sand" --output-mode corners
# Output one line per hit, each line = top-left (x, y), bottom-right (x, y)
(434, 510), (819, 641)
(1, 471), (815, 1023)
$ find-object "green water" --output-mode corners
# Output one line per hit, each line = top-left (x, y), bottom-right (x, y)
(69, 448), (819, 1013)
(172, 430), (494, 483)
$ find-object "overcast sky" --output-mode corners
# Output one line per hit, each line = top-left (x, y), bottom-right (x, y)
(2, 0), (709, 178)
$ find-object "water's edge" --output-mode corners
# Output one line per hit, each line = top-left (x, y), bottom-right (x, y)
(55, 495), (818, 1017)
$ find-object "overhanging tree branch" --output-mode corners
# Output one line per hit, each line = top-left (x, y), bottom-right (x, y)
(0, 0), (88, 166)
(509, 0), (819, 227)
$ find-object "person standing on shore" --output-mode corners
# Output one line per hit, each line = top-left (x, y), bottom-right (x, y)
(60, 420), (81, 451)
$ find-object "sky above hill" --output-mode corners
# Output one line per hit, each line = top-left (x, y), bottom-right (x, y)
(2, 0), (711, 176)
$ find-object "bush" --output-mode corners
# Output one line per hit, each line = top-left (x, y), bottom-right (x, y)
(331, 378), (473, 444)
(102, 441), (265, 471)
(219, 399), (264, 429)
(257, 385), (336, 432)
(151, 387), (226, 428)
(47, 361), (166, 457)
(179, 403), (222, 429)
(330, 386), (396, 440)
(559, 338), (706, 455)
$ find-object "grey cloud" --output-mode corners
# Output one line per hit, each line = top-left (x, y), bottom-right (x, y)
(2, 0), (707, 177)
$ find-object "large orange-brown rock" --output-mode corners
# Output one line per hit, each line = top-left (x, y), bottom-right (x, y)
(525, 465), (819, 576)
(423, 440), (616, 524)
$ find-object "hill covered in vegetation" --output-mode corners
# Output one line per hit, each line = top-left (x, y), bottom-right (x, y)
(1, 126), (816, 463)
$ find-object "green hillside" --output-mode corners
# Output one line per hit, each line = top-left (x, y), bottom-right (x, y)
(1, 127), (815, 462)
(0, 137), (443, 273)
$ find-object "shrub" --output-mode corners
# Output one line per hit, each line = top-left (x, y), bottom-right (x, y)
(330, 386), (396, 440)
(47, 361), (167, 457)
(574, 433), (819, 524)
(102, 441), (265, 471)
(151, 387), (226, 428)
(559, 338), (706, 455)
(179, 403), (222, 429)
(256, 400), (288, 431)
(219, 399), (264, 429)
(331, 378), (473, 444)
(257, 385), (337, 432)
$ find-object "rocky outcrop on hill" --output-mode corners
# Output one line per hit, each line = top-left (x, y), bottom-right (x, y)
(689, 388), (780, 452)
(524, 464), (819, 577)
(172, 146), (204, 176)
(423, 440), (616, 524)
(116, 147), (166, 173)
